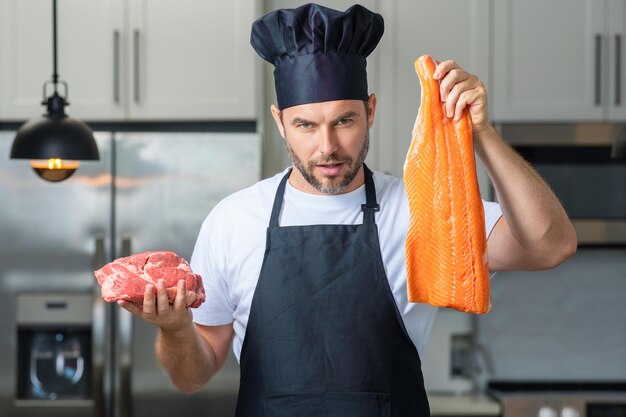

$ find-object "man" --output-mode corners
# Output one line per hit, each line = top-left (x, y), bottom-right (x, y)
(119, 3), (577, 416)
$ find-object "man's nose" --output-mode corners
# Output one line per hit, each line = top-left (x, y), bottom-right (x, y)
(318, 126), (338, 156)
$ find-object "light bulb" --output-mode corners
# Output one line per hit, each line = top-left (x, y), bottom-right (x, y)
(30, 159), (80, 182)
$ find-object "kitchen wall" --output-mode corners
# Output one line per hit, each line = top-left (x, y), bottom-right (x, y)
(474, 248), (626, 386)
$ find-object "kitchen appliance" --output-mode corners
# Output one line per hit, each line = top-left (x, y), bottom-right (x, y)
(16, 293), (92, 403)
(488, 381), (626, 417)
(499, 123), (626, 245)
(0, 131), (261, 417)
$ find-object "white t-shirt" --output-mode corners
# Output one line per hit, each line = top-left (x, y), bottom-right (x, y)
(191, 168), (502, 363)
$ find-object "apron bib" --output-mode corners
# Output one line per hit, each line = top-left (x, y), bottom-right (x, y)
(235, 166), (430, 417)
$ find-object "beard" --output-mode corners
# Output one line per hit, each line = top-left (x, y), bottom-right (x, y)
(285, 130), (370, 195)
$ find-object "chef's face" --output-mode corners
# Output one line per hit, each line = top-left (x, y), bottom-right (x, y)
(271, 94), (377, 195)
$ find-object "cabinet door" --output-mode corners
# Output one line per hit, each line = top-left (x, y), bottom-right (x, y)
(493, 0), (605, 121)
(0, 0), (125, 121)
(607, 0), (626, 120)
(127, 0), (257, 120)
(375, 0), (490, 177)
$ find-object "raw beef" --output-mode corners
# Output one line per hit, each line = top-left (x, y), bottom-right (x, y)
(94, 251), (206, 308)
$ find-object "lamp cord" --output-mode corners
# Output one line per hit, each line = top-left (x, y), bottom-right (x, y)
(52, 0), (58, 93)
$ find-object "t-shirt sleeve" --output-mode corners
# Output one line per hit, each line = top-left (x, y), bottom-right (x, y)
(483, 200), (503, 238)
(482, 200), (503, 277)
(190, 215), (235, 326)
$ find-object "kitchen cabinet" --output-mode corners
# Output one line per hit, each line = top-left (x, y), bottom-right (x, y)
(373, 0), (491, 178)
(492, 0), (626, 121)
(0, 0), (258, 121)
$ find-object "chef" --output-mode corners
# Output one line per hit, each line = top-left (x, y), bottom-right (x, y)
(118, 3), (576, 416)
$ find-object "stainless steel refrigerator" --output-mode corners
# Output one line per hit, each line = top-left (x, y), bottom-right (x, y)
(0, 131), (260, 417)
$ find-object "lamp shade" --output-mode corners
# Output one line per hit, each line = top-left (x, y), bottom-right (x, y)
(10, 114), (99, 161)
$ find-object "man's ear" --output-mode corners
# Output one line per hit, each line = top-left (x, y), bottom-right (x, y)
(366, 93), (377, 129)
(270, 104), (286, 138)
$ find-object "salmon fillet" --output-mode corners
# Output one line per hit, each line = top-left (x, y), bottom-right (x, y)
(403, 55), (490, 314)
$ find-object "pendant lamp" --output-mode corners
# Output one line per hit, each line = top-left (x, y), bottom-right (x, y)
(10, 0), (99, 182)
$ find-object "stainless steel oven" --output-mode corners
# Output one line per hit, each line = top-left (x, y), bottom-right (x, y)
(499, 123), (626, 246)
(489, 381), (626, 417)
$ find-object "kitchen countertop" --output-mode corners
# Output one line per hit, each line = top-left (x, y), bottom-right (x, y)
(428, 393), (502, 416)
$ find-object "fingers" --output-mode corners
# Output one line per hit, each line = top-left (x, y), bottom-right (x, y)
(454, 89), (481, 122)
(445, 79), (472, 118)
(115, 281), (192, 333)
(118, 300), (142, 315)
(142, 284), (156, 317)
(156, 279), (170, 315)
(174, 279), (187, 309)
(433, 58), (487, 124)
(141, 281), (170, 319)
(439, 68), (469, 102)
(433, 59), (457, 80)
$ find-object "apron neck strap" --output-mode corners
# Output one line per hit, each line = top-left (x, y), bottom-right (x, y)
(361, 165), (380, 225)
(269, 164), (379, 227)
(269, 168), (291, 227)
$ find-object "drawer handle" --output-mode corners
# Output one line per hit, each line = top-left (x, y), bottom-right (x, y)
(113, 30), (121, 104)
(595, 34), (602, 106)
(616, 34), (622, 106)
(134, 29), (141, 103)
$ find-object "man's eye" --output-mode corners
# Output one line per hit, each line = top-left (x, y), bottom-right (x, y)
(297, 122), (312, 129)
(337, 118), (352, 125)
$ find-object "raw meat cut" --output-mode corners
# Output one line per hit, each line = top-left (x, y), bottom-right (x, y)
(94, 251), (205, 308)
(403, 54), (490, 314)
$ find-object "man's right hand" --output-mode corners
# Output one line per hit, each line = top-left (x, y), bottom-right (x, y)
(118, 278), (193, 333)
(118, 278), (234, 394)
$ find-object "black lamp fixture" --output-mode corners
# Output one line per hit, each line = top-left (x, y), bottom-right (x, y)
(10, 0), (99, 182)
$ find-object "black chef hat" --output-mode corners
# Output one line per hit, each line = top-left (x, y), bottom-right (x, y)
(250, 3), (384, 110)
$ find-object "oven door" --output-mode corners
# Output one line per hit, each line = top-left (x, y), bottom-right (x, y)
(514, 145), (626, 245)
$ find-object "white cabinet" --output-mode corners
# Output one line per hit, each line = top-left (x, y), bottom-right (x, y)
(0, 0), (257, 121)
(126, 0), (257, 120)
(374, 0), (491, 177)
(493, 0), (626, 122)
(0, 0), (124, 120)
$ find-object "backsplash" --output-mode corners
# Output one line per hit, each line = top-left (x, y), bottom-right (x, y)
(474, 248), (626, 386)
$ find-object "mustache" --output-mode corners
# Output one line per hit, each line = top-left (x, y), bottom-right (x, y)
(310, 154), (352, 165)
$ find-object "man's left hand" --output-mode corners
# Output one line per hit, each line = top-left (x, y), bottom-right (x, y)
(433, 60), (489, 134)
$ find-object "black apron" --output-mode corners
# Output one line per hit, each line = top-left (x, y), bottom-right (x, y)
(235, 166), (430, 417)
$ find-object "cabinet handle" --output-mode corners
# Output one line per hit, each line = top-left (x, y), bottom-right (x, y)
(595, 34), (602, 105)
(616, 34), (622, 106)
(113, 30), (120, 104)
(133, 30), (140, 103)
